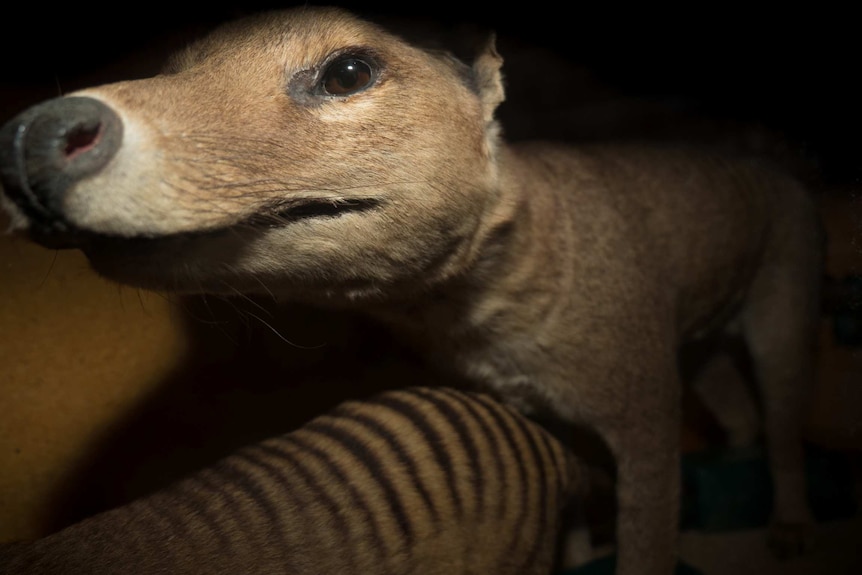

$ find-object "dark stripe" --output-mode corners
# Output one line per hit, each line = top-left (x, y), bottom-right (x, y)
(534, 425), (568, 505)
(338, 406), (441, 525)
(506, 409), (551, 571)
(158, 475), (236, 552)
(255, 440), (354, 557)
(285, 431), (389, 555)
(255, 437), (356, 572)
(180, 470), (282, 561)
(304, 418), (415, 548)
(413, 389), (484, 515)
(434, 388), (506, 518)
(138, 491), (196, 545)
(470, 393), (530, 535)
(373, 393), (464, 517)
(212, 450), (289, 543)
(195, 465), (255, 536)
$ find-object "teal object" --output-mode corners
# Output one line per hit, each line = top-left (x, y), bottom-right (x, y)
(558, 554), (702, 575)
(828, 274), (862, 346)
(681, 443), (857, 532)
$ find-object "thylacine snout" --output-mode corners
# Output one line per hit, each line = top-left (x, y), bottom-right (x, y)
(1, 7), (506, 297)
(0, 6), (823, 575)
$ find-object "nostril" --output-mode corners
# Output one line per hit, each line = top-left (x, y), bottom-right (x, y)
(63, 122), (103, 161)
(0, 95), (123, 236)
(24, 96), (123, 183)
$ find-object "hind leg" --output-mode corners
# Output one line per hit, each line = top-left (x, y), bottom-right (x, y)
(690, 347), (761, 448)
(740, 210), (822, 557)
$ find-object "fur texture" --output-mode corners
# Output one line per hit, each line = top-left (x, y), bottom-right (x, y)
(0, 6), (823, 574)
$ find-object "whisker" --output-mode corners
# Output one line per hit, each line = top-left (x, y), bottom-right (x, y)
(135, 288), (148, 313)
(244, 310), (327, 351)
(213, 294), (256, 342)
(220, 281), (276, 319)
(248, 274), (278, 304)
(38, 250), (60, 288)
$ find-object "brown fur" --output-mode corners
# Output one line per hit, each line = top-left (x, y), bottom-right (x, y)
(0, 387), (579, 574)
(0, 6), (823, 574)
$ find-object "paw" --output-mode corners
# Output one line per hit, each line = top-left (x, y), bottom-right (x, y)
(767, 520), (813, 560)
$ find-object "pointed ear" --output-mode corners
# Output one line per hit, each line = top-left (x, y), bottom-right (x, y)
(472, 33), (505, 124)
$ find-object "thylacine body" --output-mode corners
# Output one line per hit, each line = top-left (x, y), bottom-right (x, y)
(0, 6), (822, 574)
(0, 386), (579, 574)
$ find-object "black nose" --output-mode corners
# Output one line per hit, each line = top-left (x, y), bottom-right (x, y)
(0, 96), (122, 242)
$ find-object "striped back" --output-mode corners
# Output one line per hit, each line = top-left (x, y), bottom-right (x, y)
(1, 387), (580, 574)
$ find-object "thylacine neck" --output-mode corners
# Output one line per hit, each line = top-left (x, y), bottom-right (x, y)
(367, 144), (580, 363)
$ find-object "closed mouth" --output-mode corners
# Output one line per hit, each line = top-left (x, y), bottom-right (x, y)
(22, 195), (382, 250)
(247, 196), (381, 227)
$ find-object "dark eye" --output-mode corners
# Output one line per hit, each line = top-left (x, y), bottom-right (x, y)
(320, 57), (374, 96)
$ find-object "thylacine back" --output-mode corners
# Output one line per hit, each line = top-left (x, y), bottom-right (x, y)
(0, 386), (580, 574)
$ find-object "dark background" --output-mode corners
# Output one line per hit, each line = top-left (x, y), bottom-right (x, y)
(1, 1), (860, 186)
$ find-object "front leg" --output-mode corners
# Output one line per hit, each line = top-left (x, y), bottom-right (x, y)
(604, 397), (681, 575)
(556, 332), (683, 575)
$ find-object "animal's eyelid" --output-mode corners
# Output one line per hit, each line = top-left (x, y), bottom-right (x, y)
(320, 46), (384, 67)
